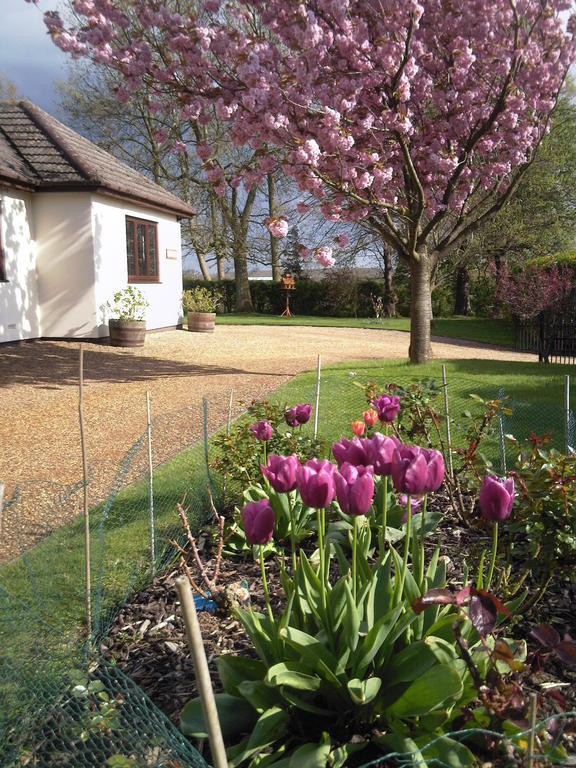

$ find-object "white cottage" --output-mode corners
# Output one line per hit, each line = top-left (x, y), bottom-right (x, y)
(0, 100), (195, 344)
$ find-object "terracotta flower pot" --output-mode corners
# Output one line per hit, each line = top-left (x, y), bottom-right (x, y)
(187, 312), (216, 333)
(108, 319), (146, 347)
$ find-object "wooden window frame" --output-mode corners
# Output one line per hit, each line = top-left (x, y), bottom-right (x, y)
(126, 215), (160, 283)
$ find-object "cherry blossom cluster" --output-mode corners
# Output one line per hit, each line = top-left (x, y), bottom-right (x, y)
(38, 0), (575, 251)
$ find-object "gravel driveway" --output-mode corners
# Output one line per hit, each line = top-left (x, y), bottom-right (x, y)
(0, 325), (534, 561)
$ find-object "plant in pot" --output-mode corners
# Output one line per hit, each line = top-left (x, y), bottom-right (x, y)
(182, 286), (221, 333)
(106, 286), (149, 347)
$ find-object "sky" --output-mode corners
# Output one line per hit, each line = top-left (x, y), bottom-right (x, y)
(0, 0), (69, 114)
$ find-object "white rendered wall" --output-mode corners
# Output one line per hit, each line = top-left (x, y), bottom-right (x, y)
(92, 195), (184, 334)
(0, 189), (41, 343)
(34, 192), (97, 338)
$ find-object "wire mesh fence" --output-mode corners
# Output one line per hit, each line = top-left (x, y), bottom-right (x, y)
(0, 360), (574, 767)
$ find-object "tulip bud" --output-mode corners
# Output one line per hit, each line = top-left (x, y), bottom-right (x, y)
(241, 500), (275, 545)
(261, 454), (299, 493)
(370, 394), (401, 423)
(363, 409), (378, 427)
(352, 420), (365, 437)
(334, 462), (375, 516)
(479, 476), (514, 521)
(296, 458), (336, 508)
(284, 407), (299, 427)
(367, 433), (399, 476)
(332, 436), (371, 468)
(295, 403), (312, 424)
(251, 419), (273, 441)
(391, 444), (445, 495)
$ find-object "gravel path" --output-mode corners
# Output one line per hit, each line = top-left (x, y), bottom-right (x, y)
(0, 325), (534, 562)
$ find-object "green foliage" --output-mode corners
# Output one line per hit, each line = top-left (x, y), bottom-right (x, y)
(504, 440), (576, 595)
(527, 250), (576, 274)
(106, 286), (149, 321)
(211, 400), (324, 499)
(182, 285), (222, 313)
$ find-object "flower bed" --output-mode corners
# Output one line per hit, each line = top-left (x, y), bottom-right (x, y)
(103, 384), (576, 767)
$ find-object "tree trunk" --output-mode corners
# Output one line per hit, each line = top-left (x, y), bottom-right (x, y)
(267, 174), (281, 282)
(382, 245), (397, 317)
(454, 266), (472, 315)
(491, 253), (506, 318)
(209, 192), (226, 280)
(197, 251), (211, 280)
(233, 236), (253, 312)
(409, 252), (434, 363)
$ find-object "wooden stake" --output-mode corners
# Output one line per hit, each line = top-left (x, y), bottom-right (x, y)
(78, 345), (92, 635)
(175, 576), (228, 768)
(313, 354), (321, 441)
(527, 692), (538, 768)
(146, 391), (155, 576)
(564, 375), (570, 455)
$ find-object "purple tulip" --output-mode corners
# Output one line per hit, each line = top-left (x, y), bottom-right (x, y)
(391, 445), (445, 495)
(370, 394), (401, 423)
(295, 403), (312, 424)
(367, 433), (400, 476)
(296, 458), (336, 509)
(261, 453), (300, 493)
(399, 493), (424, 522)
(241, 500), (275, 545)
(284, 407), (299, 427)
(479, 476), (514, 521)
(251, 419), (273, 441)
(334, 463), (375, 516)
(332, 436), (371, 468)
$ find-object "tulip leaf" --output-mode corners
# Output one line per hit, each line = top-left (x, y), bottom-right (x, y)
(342, 580), (360, 652)
(216, 655), (266, 697)
(278, 688), (334, 716)
(180, 693), (257, 740)
(374, 734), (426, 766)
(280, 627), (341, 685)
(237, 680), (283, 712)
(328, 578), (348, 632)
(266, 662), (322, 692)
(416, 735), (476, 767)
(247, 706), (289, 751)
(385, 664), (464, 718)
(385, 638), (457, 685)
(347, 676), (382, 705)
(352, 604), (403, 678)
(287, 735), (332, 768)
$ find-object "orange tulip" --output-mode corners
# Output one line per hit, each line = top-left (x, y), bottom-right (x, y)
(352, 420), (365, 437)
(363, 409), (378, 427)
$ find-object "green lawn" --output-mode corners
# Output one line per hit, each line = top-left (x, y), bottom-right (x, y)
(215, 313), (515, 347)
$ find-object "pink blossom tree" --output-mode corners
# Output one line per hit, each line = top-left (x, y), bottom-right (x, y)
(38, 0), (575, 361)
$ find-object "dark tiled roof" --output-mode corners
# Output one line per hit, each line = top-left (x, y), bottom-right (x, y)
(0, 101), (196, 218)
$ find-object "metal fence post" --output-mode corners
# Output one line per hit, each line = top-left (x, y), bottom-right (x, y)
(441, 365), (454, 481)
(564, 375), (571, 455)
(313, 354), (321, 441)
(146, 391), (156, 577)
(497, 387), (507, 475)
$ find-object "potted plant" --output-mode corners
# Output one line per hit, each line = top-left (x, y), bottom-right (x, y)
(182, 286), (221, 333)
(106, 286), (149, 347)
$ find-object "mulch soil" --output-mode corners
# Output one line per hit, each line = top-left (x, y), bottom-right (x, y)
(100, 502), (576, 766)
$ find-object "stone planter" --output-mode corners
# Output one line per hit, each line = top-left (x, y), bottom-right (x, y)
(108, 319), (146, 347)
(187, 311), (216, 333)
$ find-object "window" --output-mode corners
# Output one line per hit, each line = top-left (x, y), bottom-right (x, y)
(125, 216), (159, 283)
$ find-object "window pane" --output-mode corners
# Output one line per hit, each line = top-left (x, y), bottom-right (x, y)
(136, 223), (146, 277)
(147, 224), (157, 276)
(126, 219), (135, 277)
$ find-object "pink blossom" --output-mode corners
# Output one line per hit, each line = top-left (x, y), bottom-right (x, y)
(296, 201), (310, 213)
(196, 143), (212, 160)
(265, 217), (289, 238)
(334, 234), (349, 248)
(314, 246), (335, 268)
